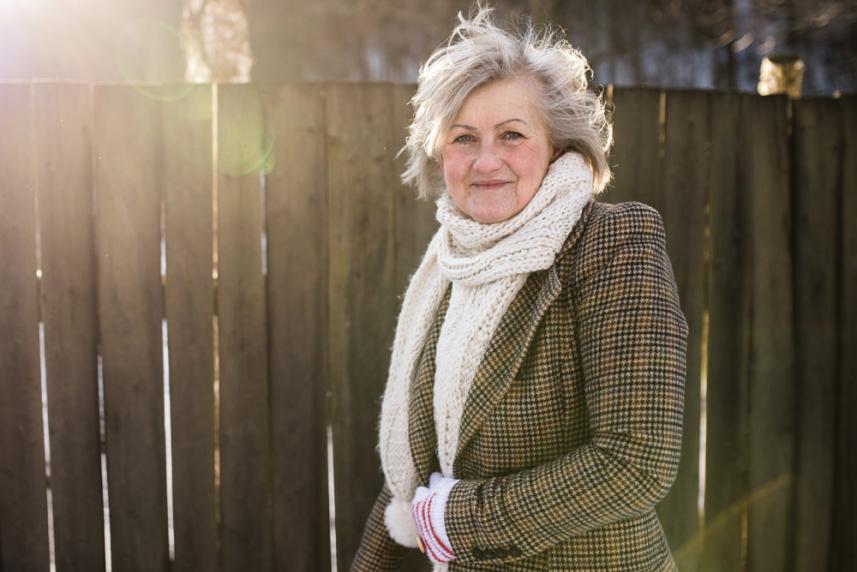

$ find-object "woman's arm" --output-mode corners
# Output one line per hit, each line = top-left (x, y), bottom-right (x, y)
(350, 482), (410, 571)
(443, 202), (689, 565)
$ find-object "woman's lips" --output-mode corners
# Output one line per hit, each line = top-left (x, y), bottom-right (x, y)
(470, 180), (511, 189)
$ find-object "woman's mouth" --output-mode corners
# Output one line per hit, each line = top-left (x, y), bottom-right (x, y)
(471, 180), (511, 190)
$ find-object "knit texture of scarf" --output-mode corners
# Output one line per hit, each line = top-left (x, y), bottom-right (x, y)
(378, 151), (595, 550)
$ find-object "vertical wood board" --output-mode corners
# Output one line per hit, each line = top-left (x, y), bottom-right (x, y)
(93, 84), (170, 571)
(264, 83), (331, 572)
(701, 92), (752, 572)
(0, 83), (51, 572)
(34, 82), (106, 572)
(162, 84), (218, 572)
(326, 83), (399, 571)
(607, 87), (663, 206)
(745, 95), (795, 572)
(217, 83), (273, 572)
(832, 95), (857, 572)
(791, 98), (840, 572)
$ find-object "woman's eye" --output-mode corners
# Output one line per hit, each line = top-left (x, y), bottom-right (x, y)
(453, 134), (476, 144)
(501, 131), (524, 141)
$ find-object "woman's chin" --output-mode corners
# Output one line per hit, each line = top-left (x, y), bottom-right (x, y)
(467, 203), (520, 224)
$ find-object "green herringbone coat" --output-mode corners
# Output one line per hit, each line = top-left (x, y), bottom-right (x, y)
(352, 200), (689, 571)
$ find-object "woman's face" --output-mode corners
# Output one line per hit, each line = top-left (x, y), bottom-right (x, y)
(440, 77), (555, 224)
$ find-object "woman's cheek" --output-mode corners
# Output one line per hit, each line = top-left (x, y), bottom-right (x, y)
(441, 148), (473, 184)
(507, 139), (546, 167)
(442, 145), (472, 164)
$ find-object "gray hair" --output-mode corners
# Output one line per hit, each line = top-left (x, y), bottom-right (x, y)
(401, 4), (613, 199)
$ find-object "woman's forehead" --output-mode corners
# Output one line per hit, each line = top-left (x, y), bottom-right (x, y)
(451, 77), (544, 129)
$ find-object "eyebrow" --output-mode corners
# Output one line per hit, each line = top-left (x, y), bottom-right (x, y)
(450, 118), (529, 130)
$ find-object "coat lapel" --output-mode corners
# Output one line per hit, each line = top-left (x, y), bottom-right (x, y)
(452, 265), (562, 466)
(454, 199), (595, 467)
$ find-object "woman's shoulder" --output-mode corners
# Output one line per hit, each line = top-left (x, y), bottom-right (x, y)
(583, 200), (666, 241)
(557, 199), (669, 284)
(560, 199), (666, 256)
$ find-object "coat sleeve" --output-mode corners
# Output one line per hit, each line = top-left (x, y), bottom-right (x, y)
(443, 202), (689, 565)
(350, 482), (410, 571)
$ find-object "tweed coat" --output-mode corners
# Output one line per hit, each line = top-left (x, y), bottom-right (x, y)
(351, 199), (689, 571)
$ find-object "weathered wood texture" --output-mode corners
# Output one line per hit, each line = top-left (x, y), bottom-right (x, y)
(832, 95), (857, 572)
(263, 83), (332, 572)
(162, 84), (218, 572)
(1, 82), (854, 572)
(35, 83), (106, 572)
(702, 92), (752, 572)
(217, 84), (273, 572)
(0, 84), (51, 572)
(745, 95), (794, 572)
(792, 98), (839, 572)
(93, 84), (170, 571)
(608, 87), (663, 206)
(325, 83), (400, 571)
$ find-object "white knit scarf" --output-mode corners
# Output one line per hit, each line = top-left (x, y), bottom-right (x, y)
(378, 151), (595, 549)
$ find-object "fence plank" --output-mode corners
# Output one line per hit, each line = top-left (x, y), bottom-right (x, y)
(745, 94), (795, 572)
(833, 95), (857, 572)
(701, 92), (751, 572)
(93, 85), (170, 571)
(326, 83), (399, 571)
(608, 87), (663, 205)
(263, 83), (331, 572)
(217, 83), (273, 572)
(658, 89), (708, 571)
(34, 83), (106, 572)
(0, 84), (51, 572)
(161, 84), (218, 572)
(792, 98), (840, 572)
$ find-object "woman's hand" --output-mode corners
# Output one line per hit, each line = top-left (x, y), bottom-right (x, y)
(411, 472), (459, 565)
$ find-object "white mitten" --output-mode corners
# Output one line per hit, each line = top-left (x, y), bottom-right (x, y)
(411, 472), (459, 564)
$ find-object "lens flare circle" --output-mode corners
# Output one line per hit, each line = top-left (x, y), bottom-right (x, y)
(115, 18), (193, 102)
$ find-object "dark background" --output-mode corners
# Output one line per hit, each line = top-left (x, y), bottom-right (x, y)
(0, 0), (854, 94)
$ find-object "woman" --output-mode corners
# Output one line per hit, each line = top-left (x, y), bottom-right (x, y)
(352, 6), (688, 571)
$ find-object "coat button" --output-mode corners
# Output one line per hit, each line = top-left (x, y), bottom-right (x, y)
(472, 547), (486, 560)
(509, 545), (522, 557)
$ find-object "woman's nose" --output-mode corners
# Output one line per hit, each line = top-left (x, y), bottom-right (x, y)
(472, 144), (503, 173)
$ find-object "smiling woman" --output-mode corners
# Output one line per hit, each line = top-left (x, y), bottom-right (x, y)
(351, 4), (688, 572)
(441, 78), (555, 224)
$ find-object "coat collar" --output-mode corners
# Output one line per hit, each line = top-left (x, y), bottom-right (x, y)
(408, 199), (596, 481)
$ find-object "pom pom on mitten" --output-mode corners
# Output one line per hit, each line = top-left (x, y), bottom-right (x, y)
(384, 497), (420, 548)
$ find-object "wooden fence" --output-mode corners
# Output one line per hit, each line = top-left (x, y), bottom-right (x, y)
(0, 82), (854, 572)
